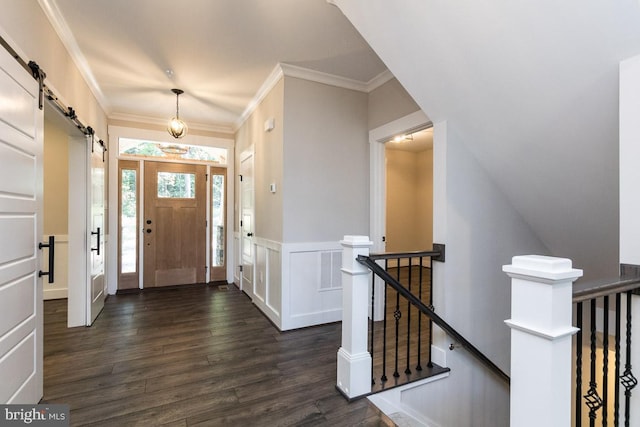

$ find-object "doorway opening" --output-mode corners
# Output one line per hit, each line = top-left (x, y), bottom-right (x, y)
(369, 110), (432, 254)
(112, 133), (233, 292)
(385, 127), (434, 259)
(43, 105), (107, 328)
(368, 111), (432, 319)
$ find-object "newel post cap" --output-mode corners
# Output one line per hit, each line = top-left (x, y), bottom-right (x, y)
(341, 235), (373, 247)
(503, 255), (583, 282)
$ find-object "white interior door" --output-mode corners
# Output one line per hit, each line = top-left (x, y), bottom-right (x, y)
(0, 48), (44, 403)
(87, 138), (105, 325)
(239, 153), (254, 296)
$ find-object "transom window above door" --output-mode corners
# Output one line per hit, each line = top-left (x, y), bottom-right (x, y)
(119, 138), (227, 164)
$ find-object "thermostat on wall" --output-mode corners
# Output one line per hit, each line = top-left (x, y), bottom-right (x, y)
(264, 118), (275, 132)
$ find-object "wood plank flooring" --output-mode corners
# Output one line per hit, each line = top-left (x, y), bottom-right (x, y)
(42, 284), (395, 426)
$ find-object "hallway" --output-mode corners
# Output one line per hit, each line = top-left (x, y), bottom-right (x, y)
(42, 284), (392, 426)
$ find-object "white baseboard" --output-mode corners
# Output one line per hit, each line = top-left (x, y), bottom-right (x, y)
(282, 307), (342, 331)
(43, 288), (67, 300)
(368, 371), (449, 427)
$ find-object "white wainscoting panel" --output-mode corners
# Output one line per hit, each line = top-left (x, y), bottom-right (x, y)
(41, 235), (68, 300)
(251, 238), (282, 328)
(233, 232), (241, 285)
(244, 239), (343, 331)
(281, 241), (343, 331)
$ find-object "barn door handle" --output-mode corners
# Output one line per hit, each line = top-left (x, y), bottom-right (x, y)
(91, 227), (101, 256)
(38, 235), (55, 284)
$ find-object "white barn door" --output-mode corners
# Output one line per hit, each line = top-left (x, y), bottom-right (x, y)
(88, 139), (105, 324)
(0, 48), (44, 403)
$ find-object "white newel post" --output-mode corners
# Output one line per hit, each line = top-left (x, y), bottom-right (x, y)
(337, 235), (373, 399)
(503, 255), (583, 427)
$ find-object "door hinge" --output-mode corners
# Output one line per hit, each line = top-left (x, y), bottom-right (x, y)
(239, 174), (243, 182)
(239, 265), (244, 272)
(382, 236), (386, 242)
(206, 220), (208, 227)
(240, 220), (243, 227)
(206, 173), (208, 181)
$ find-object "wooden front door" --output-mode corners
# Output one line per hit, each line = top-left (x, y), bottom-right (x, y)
(143, 161), (206, 287)
(0, 45), (44, 403)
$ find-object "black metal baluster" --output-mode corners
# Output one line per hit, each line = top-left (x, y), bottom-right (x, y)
(370, 272), (376, 386)
(576, 301), (583, 427)
(428, 256), (434, 368)
(394, 258), (401, 378)
(584, 299), (603, 425)
(381, 259), (388, 383)
(622, 291), (637, 427)
(615, 293), (621, 427)
(405, 257), (412, 375)
(602, 295), (609, 426)
(416, 256), (424, 371)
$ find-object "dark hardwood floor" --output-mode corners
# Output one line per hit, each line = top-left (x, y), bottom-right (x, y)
(42, 284), (395, 426)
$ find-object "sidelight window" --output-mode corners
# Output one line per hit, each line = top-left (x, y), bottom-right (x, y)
(120, 168), (137, 274)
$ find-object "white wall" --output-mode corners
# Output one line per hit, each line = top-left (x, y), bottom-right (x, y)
(0, 1), (107, 137)
(425, 122), (549, 426)
(620, 54), (640, 265)
(417, 148), (433, 250)
(368, 78), (420, 130)
(234, 72), (370, 330)
(332, 0), (640, 283)
(235, 79), (284, 242)
(283, 76), (369, 242)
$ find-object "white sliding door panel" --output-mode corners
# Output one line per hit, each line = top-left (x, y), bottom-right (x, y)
(0, 46), (44, 404)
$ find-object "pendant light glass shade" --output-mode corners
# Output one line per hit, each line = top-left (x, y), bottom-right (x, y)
(167, 88), (188, 139)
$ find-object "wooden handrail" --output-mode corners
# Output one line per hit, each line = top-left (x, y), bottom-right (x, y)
(572, 264), (640, 303)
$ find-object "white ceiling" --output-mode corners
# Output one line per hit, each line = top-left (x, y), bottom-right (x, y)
(334, 0), (640, 280)
(43, 0), (388, 129)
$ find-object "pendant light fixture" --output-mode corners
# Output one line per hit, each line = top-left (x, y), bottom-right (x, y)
(167, 88), (188, 139)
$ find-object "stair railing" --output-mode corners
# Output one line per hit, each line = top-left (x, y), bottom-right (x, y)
(358, 253), (510, 388)
(504, 256), (640, 427)
(571, 264), (640, 426)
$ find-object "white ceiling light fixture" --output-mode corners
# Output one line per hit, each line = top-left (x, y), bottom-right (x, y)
(167, 88), (188, 139)
(159, 144), (189, 155)
(391, 134), (413, 143)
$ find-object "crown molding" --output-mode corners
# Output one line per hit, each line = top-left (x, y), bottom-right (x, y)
(38, 0), (110, 113)
(109, 112), (234, 134)
(280, 63), (372, 92)
(281, 64), (393, 93)
(366, 69), (394, 91)
(235, 63), (285, 130)
(235, 63), (393, 131)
